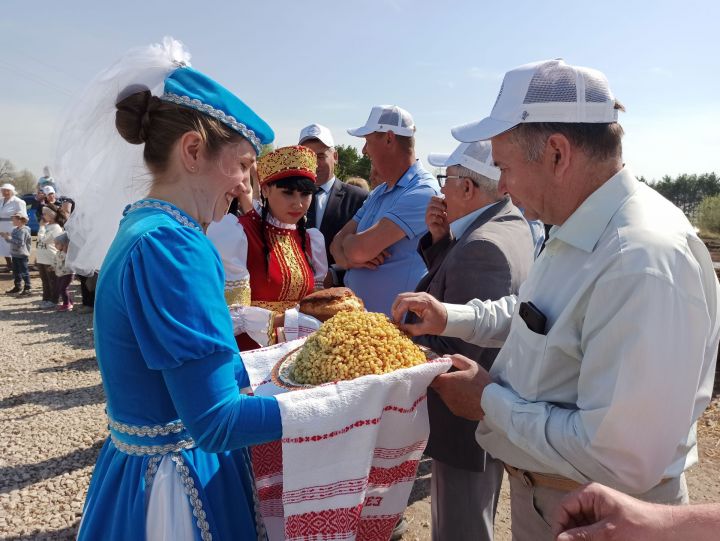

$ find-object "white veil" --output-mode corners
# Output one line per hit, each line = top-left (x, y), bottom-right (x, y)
(55, 37), (191, 276)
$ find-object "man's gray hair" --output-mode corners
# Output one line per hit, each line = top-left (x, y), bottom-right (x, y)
(456, 165), (500, 199)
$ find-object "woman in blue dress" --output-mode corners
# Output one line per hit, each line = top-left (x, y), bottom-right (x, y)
(68, 39), (282, 540)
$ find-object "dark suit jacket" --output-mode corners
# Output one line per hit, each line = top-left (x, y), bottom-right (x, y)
(308, 179), (368, 265)
(409, 197), (533, 471)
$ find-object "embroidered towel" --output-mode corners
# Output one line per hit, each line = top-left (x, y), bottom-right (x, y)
(241, 339), (452, 541)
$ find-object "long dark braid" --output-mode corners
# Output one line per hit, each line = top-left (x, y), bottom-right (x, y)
(260, 196), (271, 277)
(295, 215), (315, 274)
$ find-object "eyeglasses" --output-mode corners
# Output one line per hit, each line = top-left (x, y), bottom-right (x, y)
(435, 175), (475, 188)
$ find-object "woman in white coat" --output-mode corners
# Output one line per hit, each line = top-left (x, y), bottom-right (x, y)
(0, 183), (27, 271)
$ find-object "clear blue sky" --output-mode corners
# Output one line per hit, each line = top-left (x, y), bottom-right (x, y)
(2, 0), (719, 184)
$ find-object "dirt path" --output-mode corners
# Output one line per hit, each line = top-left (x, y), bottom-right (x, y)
(1, 270), (718, 540)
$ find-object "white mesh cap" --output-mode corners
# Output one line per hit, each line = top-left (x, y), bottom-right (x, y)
(428, 140), (500, 181)
(452, 59), (620, 142)
(347, 105), (416, 137)
(299, 123), (335, 147)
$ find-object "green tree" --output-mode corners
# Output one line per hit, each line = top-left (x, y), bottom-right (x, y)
(335, 144), (370, 181)
(0, 158), (36, 194)
(259, 143), (274, 158)
(650, 173), (720, 222)
(698, 195), (720, 234)
(13, 170), (36, 195)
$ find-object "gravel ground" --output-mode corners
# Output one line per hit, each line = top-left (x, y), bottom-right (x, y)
(1, 269), (718, 540)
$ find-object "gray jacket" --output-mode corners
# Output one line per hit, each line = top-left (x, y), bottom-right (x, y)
(410, 197), (533, 471)
(7, 226), (31, 258)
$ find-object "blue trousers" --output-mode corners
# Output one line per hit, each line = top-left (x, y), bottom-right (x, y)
(12, 256), (30, 287)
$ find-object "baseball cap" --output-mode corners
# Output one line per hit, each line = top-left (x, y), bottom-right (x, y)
(347, 105), (416, 137)
(428, 140), (500, 181)
(299, 124), (335, 148)
(42, 185), (56, 195)
(452, 59), (620, 143)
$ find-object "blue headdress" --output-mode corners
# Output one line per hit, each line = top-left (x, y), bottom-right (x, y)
(55, 37), (274, 275)
(160, 66), (273, 155)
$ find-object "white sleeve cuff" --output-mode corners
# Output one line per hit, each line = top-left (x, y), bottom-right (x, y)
(442, 302), (480, 341)
(480, 382), (519, 438)
(229, 305), (274, 346)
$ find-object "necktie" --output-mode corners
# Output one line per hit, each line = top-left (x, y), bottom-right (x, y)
(307, 186), (323, 229)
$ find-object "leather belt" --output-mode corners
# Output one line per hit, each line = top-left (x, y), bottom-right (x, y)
(504, 464), (582, 492)
(504, 464), (675, 493)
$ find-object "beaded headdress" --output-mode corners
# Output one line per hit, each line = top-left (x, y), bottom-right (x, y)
(258, 146), (317, 186)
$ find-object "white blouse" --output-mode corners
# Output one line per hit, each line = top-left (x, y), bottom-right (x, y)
(207, 213), (328, 346)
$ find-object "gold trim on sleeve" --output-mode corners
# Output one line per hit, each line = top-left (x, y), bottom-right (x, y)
(225, 279), (251, 306)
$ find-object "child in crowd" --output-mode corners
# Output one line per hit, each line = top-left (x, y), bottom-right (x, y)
(1, 211), (32, 295)
(36, 205), (65, 309)
(53, 233), (74, 311)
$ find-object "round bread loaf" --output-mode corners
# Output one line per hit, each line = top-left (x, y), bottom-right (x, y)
(299, 287), (365, 322)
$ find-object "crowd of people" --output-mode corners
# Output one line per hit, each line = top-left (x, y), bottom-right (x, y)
(4, 37), (719, 540)
(1, 173), (95, 312)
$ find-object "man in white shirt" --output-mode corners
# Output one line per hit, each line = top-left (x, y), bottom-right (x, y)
(392, 59), (720, 541)
(298, 124), (367, 266)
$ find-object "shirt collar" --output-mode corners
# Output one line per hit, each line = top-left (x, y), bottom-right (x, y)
(382, 160), (422, 193)
(318, 176), (336, 194)
(449, 200), (501, 239)
(551, 167), (638, 253)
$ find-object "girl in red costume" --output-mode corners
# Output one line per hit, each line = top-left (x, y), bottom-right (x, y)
(209, 145), (327, 350)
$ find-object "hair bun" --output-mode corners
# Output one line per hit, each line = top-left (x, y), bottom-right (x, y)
(116, 88), (155, 144)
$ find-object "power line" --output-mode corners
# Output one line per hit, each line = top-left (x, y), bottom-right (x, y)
(0, 60), (74, 96)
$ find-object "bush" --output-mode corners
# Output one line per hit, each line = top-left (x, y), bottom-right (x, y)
(697, 195), (720, 234)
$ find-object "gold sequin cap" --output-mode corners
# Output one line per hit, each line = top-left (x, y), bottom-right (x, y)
(257, 145), (317, 186)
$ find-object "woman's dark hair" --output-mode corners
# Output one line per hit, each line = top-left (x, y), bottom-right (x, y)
(259, 176), (316, 276)
(115, 89), (240, 175)
(270, 176), (316, 194)
(45, 202), (68, 228)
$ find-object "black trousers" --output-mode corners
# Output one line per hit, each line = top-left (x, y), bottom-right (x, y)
(37, 263), (58, 303)
(78, 274), (96, 306)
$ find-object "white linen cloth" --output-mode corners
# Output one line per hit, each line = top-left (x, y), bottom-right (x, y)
(241, 339), (452, 541)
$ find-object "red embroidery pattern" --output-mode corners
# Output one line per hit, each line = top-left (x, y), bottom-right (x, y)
(259, 499), (285, 518)
(252, 440), (283, 480)
(357, 514), (402, 540)
(282, 394), (427, 444)
(373, 440), (427, 460)
(257, 483), (283, 500)
(284, 478), (368, 505)
(285, 505), (363, 538)
(368, 460), (420, 487)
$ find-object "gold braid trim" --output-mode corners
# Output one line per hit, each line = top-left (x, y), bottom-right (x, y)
(251, 300), (298, 312)
(266, 311), (277, 346)
(225, 279), (251, 306)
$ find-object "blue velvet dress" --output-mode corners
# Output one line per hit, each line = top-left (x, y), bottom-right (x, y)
(78, 199), (281, 541)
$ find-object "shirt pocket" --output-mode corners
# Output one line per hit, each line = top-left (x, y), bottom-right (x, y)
(503, 314), (549, 402)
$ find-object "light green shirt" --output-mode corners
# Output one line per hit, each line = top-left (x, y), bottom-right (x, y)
(444, 167), (720, 493)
